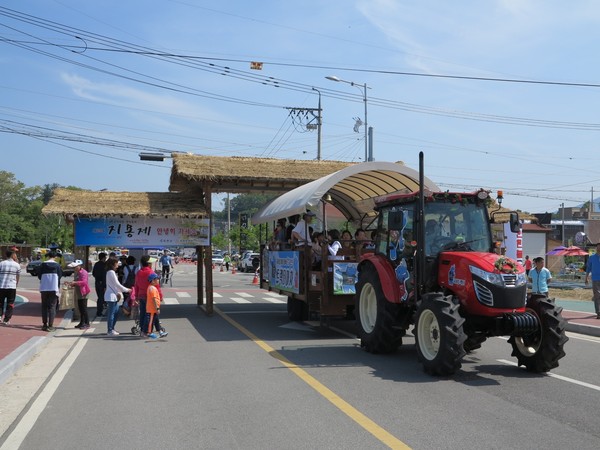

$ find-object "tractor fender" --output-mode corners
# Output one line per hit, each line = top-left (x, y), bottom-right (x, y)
(358, 254), (402, 304)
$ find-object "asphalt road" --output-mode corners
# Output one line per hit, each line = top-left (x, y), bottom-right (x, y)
(2, 267), (600, 449)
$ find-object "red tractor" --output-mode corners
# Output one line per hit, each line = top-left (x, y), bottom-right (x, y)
(355, 153), (568, 375)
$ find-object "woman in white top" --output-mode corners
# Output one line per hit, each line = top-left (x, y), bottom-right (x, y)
(327, 229), (343, 259)
(104, 257), (131, 336)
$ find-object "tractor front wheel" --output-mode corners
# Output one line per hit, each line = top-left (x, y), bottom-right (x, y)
(415, 293), (466, 376)
(508, 296), (568, 372)
(355, 264), (403, 354)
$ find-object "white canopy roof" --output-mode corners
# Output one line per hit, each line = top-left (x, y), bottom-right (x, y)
(251, 161), (440, 225)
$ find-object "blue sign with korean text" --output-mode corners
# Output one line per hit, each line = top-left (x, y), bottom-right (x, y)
(74, 218), (209, 247)
(268, 250), (300, 294)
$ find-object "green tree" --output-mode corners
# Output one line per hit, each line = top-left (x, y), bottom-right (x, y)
(0, 171), (40, 243)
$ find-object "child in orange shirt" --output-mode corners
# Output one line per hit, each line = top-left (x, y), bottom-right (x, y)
(146, 273), (168, 339)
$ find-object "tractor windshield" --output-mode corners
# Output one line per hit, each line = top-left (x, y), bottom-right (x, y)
(424, 201), (492, 257)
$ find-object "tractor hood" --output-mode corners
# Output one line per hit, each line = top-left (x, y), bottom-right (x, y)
(437, 251), (527, 316)
(439, 251), (524, 275)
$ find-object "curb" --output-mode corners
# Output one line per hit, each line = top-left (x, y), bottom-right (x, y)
(0, 310), (73, 385)
(565, 322), (600, 338)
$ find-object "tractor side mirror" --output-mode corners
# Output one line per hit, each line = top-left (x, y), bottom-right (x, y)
(388, 210), (405, 231)
(509, 212), (520, 233)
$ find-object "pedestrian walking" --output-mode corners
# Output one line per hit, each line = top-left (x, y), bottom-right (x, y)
(66, 260), (91, 329)
(134, 255), (155, 337)
(38, 250), (62, 331)
(146, 273), (168, 339)
(223, 253), (231, 271)
(92, 252), (107, 318)
(104, 257), (131, 336)
(524, 255), (532, 276)
(529, 257), (552, 297)
(585, 243), (600, 319)
(159, 250), (173, 284)
(0, 249), (21, 325)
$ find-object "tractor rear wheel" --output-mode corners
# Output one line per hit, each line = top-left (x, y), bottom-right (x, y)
(508, 296), (568, 372)
(355, 264), (403, 353)
(415, 293), (466, 376)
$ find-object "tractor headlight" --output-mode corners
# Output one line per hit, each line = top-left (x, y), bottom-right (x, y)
(515, 272), (527, 287)
(469, 265), (504, 286)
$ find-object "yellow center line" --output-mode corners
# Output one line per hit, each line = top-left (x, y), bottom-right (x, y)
(215, 306), (411, 450)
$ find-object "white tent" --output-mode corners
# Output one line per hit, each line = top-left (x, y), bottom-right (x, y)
(251, 161), (439, 225)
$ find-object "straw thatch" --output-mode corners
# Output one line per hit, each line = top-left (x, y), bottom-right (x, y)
(43, 189), (207, 218)
(169, 154), (355, 193)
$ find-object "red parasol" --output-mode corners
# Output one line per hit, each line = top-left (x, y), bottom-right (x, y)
(546, 245), (588, 256)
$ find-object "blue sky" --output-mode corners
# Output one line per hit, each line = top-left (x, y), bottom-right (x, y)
(2, 0), (600, 213)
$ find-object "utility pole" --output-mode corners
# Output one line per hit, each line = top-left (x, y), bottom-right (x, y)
(561, 202), (565, 247)
(286, 104), (322, 160)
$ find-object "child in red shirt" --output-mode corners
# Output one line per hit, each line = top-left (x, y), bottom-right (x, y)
(146, 273), (168, 339)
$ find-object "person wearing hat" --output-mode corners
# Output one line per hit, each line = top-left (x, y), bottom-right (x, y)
(529, 257), (552, 297)
(0, 249), (21, 326)
(291, 211), (316, 246)
(146, 272), (167, 339)
(38, 250), (62, 332)
(66, 260), (91, 329)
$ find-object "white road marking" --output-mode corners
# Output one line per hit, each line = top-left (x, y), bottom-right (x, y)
(162, 298), (179, 305)
(234, 292), (253, 298)
(263, 292), (287, 298)
(566, 331), (600, 343)
(263, 297), (286, 304)
(231, 297), (252, 304)
(213, 293), (223, 298)
(175, 292), (191, 298)
(497, 359), (600, 392)
(1, 337), (88, 449)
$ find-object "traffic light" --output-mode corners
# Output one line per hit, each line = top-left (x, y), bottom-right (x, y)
(240, 213), (249, 229)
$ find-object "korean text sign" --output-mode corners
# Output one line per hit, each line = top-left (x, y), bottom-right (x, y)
(74, 218), (209, 247)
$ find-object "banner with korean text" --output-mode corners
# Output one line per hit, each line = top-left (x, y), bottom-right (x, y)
(74, 218), (209, 247)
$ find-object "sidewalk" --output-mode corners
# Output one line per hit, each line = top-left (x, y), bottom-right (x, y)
(0, 291), (70, 385)
(1, 290), (599, 386)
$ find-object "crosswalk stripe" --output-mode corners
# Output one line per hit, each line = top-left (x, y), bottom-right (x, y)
(263, 297), (286, 304)
(213, 293), (223, 298)
(263, 292), (287, 298)
(175, 292), (191, 298)
(231, 297), (252, 304)
(234, 292), (253, 298)
(163, 298), (179, 305)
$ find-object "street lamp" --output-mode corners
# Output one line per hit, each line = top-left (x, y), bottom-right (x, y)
(326, 75), (371, 162)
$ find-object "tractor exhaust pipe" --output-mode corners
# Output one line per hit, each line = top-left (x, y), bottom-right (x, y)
(416, 151), (426, 302)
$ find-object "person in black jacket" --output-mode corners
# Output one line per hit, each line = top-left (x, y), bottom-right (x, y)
(92, 252), (107, 317)
(38, 250), (62, 331)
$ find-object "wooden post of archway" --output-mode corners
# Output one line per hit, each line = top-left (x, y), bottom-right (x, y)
(203, 183), (214, 315)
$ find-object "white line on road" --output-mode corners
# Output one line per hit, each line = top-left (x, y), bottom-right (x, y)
(1, 337), (88, 449)
(175, 292), (191, 298)
(263, 292), (287, 298)
(162, 298), (179, 305)
(213, 293), (223, 298)
(234, 292), (253, 298)
(231, 297), (252, 304)
(497, 359), (600, 392)
(263, 297), (286, 304)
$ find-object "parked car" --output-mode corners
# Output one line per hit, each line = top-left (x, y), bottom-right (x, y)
(212, 252), (224, 266)
(26, 252), (75, 276)
(26, 260), (42, 276)
(239, 252), (260, 273)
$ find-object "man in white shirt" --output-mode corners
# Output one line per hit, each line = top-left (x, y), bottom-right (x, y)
(0, 249), (21, 325)
(291, 211), (316, 246)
